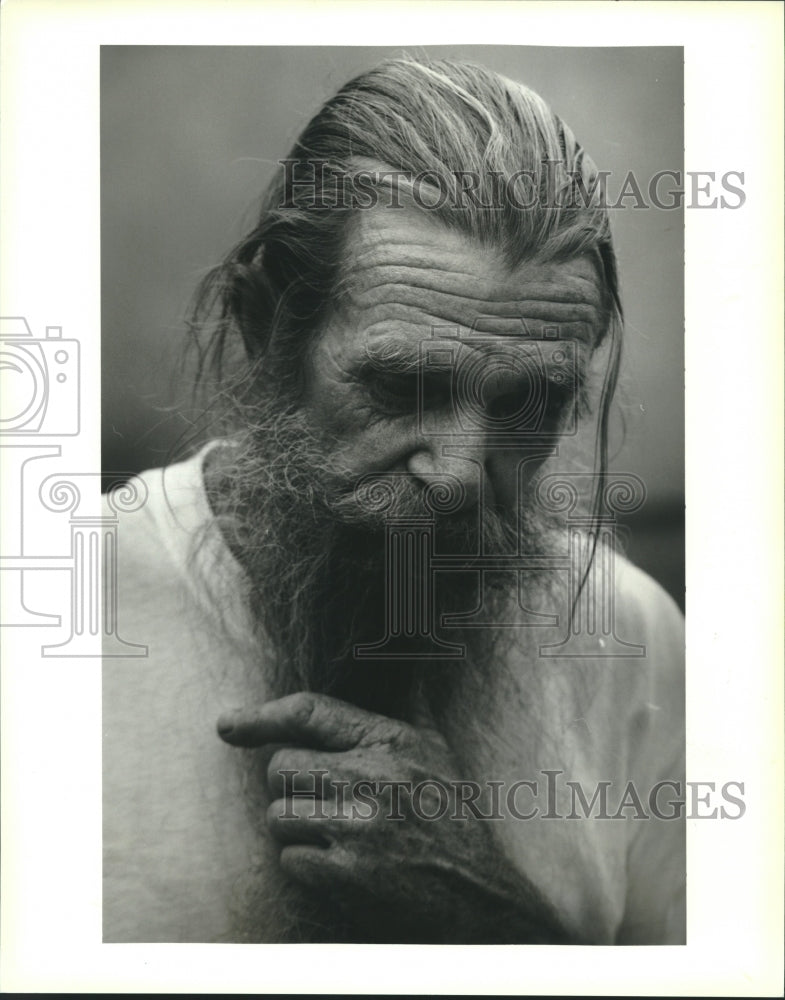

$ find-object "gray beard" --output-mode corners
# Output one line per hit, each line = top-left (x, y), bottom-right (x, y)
(203, 396), (567, 941)
(205, 398), (563, 720)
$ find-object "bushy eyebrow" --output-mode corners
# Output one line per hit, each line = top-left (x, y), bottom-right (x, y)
(352, 342), (426, 377)
(351, 338), (588, 390)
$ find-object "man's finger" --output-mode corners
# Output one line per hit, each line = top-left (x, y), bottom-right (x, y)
(266, 798), (338, 847)
(216, 691), (386, 751)
(278, 843), (343, 888)
(267, 748), (332, 799)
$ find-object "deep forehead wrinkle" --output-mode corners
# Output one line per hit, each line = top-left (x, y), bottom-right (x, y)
(337, 207), (606, 342)
(345, 256), (603, 307)
(345, 279), (602, 328)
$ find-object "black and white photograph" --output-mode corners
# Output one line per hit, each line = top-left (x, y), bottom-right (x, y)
(101, 45), (687, 946)
(1, 2), (782, 995)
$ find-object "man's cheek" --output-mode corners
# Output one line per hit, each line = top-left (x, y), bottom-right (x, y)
(332, 418), (419, 476)
(306, 386), (361, 437)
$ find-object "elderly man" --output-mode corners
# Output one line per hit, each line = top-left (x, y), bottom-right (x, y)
(103, 57), (685, 944)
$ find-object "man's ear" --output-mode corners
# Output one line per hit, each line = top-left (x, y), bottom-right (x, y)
(232, 248), (276, 361)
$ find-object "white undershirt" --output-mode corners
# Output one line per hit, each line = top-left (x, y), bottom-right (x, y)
(103, 445), (686, 944)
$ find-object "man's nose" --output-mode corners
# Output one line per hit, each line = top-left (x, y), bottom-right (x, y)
(406, 441), (487, 512)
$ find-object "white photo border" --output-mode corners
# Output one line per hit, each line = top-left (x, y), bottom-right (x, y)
(1, 1), (782, 995)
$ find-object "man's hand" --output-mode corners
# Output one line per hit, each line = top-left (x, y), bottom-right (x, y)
(217, 691), (571, 944)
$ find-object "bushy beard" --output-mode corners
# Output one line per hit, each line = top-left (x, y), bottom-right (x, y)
(203, 393), (567, 942)
(205, 393), (563, 723)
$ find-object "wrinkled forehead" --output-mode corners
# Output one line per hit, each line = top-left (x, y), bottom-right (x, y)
(333, 203), (607, 354)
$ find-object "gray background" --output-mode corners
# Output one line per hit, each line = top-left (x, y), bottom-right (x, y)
(101, 45), (684, 607)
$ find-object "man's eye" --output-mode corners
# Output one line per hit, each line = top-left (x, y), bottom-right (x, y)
(486, 391), (523, 421)
(368, 374), (418, 412)
(485, 382), (571, 427)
